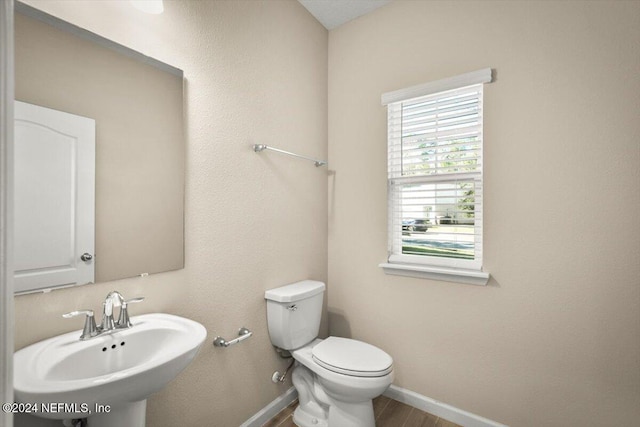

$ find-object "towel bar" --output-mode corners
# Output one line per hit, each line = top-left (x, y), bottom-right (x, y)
(213, 327), (252, 348)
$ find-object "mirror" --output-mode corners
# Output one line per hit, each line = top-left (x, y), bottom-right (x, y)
(14, 3), (185, 294)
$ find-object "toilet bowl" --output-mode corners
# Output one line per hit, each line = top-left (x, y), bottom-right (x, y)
(265, 281), (394, 427)
(292, 338), (393, 427)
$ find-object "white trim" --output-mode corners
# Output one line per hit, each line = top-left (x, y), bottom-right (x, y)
(381, 68), (492, 105)
(388, 252), (483, 272)
(240, 386), (298, 427)
(0, 0), (15, 426)
(240, 384), (507, 427)
(384, 385), (508, 427)
(379, 262), (489, 286)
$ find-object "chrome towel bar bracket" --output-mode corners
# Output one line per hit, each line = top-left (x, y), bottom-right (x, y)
(253, 144), (327, 167)
(213, 327), (252, 348)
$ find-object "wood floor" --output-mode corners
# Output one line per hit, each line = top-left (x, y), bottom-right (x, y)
(261, 395), (462, 427)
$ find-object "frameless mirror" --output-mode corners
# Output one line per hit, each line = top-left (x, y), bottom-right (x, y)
(14, 3), (185, 294)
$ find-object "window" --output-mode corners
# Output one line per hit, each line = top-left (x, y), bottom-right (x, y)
(379, 69), (492, 285)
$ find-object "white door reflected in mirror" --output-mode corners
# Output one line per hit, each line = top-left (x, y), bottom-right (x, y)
(14, 101), (95, 293)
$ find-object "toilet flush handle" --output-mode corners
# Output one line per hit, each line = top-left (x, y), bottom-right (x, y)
(287, 304), (297, 311)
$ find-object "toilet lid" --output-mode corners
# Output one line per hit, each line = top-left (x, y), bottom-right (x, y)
(312, 337), (393, 377)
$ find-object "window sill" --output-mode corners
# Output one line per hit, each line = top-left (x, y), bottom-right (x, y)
(379, 262), (490, 286)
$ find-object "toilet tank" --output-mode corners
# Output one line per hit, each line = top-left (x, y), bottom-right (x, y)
(264, 280), (325, 350)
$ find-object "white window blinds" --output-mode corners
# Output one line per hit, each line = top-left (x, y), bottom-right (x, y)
(384, 71), (490, 272)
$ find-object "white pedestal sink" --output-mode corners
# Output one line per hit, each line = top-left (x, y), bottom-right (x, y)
(14, 313), (207, 426)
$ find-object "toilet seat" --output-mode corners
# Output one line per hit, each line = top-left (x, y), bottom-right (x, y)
(312, 337), (393, 378)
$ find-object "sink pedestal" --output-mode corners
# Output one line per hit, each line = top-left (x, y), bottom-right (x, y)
(88, 400), (146, 427)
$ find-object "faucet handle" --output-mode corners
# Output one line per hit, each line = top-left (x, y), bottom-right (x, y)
(117, 297), (145, 328)
(63, 309), (99, 340)
(62, 309), (94, 319)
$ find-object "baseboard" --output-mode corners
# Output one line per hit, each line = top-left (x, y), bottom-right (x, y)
(383, 384), (508, 427)
(240, 384), (506, 427)
(240, 386), (298, 427)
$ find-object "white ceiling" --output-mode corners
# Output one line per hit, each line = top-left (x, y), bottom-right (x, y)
(298, 0), (392, 30)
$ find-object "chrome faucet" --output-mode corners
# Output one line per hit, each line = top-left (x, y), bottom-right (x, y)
(63, 291), (145, 340)
(101, 291), (124, 332)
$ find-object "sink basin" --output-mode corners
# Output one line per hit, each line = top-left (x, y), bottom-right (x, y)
(14, 313), (206, 426)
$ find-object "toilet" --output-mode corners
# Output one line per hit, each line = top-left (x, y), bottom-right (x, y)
(265, 280), (393, 427)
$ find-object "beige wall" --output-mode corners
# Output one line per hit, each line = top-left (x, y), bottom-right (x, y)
(328, 1), (639, 426)
(14, 1), (327, 426)
(15, 12), (185, 284)
(12, 1), (640, 426)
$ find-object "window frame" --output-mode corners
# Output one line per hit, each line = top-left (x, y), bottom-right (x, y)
(379, 69), (492, 285)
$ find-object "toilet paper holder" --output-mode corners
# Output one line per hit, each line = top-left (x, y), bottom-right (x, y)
(213, 327), (252, 348)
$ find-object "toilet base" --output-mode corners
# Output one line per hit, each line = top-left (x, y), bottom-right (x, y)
(330, 399), (375, 427)
(293, 405), (328, 427)
(291, 362), (378, 427)
(293, 398), (375, 427)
